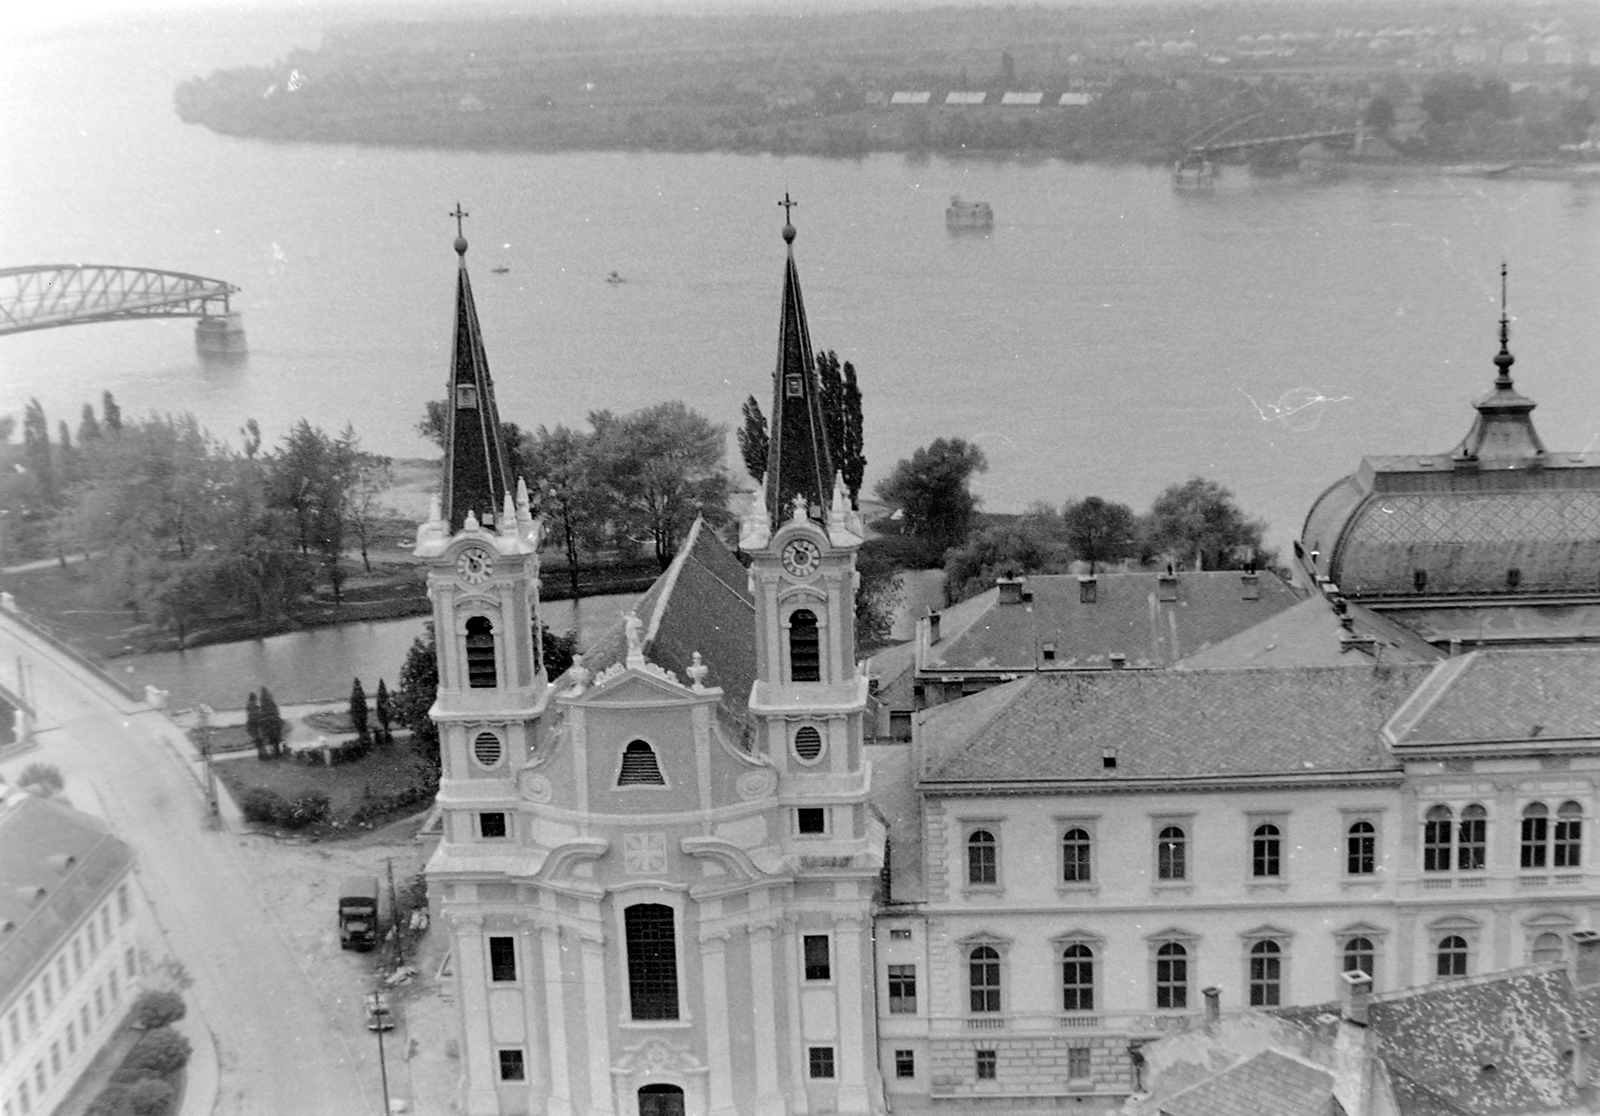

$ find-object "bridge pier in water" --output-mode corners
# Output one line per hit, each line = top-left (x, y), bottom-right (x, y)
(195, 312), (247, 360)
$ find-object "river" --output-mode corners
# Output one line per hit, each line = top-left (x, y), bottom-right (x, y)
(4, 10), (1600, 703)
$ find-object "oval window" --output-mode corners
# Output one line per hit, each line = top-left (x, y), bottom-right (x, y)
(793, 726), (823, 763)
(474, 732), (503, 768)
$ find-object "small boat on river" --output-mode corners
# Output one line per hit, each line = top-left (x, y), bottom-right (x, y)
(946, 196), (993, 230)
(491, 265), (510, 274)
(606, 271), (625, 285)
(1172, 154), (1217, 190)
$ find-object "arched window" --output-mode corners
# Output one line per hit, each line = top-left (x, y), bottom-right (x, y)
(1437, 935), (1469, 979)
(1155, 943), (1188, 1009)
(1157, 826), (1186, 881)
(967, 830), (997, 886)
(1458, 805), (1487, 870)
(1423, 805), (1453, 871)
(1342, 936), (1374, 980)
(465, 616), (497, 688)
(1252, 824), (1281, 878)
(624, 904), (679, 1020)
(969, 947), (1001, 1013)
(793, 726), (823, 763)
(789, 609), (820, 682)
(1531, 932), (1565, 965)
(1062, 944), (1094, 1012)
(1249, 941), (1282, 1006)
(1347, 821), (1376, 875)
(618, 740), (666, 786)
(1521, 802), (1550, 869)
(1556, 801), (1583, 868)
(1062, 829), (1092, 884)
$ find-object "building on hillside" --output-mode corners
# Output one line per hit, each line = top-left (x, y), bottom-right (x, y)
(1300, 282), (1600, 650)
(423, 214), (884, 1116)
(0, 785), (140, 1116)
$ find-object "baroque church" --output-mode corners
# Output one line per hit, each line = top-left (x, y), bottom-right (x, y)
(419, 212), (1600, 1116)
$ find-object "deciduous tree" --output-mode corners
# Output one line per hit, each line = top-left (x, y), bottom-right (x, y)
(521, 424), (602, 598)
(1143, 476), (1271, 571)
(1062, 495), (1138, 573)
(942, 518), (1068, 604)
(875, 437), (987, 557)
(395, 626), (440, 763)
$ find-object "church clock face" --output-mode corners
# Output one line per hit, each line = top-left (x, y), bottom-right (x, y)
(781, 538), (821, 578)
(456, 547), (494, 585)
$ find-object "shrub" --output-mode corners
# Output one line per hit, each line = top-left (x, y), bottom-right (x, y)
(283, 791), (330, 828)
(85, 1083), (132, 1116)
(131, 989), (186, 1029)
(17, 762), (64, 795)
(122, 1028), (192, 1076)
(238, 787), (288, 825)
(127, 1077), (176, 1116)
(237, 787), (328, 829)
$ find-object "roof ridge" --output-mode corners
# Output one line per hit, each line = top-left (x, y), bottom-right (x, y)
(643, 517), (703, 646)
(921, 676), (1035, 779)
(1382, 652), (1479, 745)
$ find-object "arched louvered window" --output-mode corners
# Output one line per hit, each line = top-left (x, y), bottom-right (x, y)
(1532, 932), (1565, 964)
(793, 726), (823, 763)
(465, 616), (497, 688)
(473, 732), (503, 768)
(618, 740), (666, 786)
(789, 609), (820, 682)
(625, 904), (679, 1020)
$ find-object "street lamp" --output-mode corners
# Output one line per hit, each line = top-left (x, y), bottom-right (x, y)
(365, 990), (393, 1113)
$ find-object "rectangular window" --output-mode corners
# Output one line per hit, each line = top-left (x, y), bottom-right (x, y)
(797, 808), (827, 835)
(498, 1049), (526, 1082)
(1067, 1046), (1091, 1080)
(894, 1050), (915, 1079)
(65, 1022), (76, 1055)
(79, 1005), (90, 1037)
(889, 928), (912, 941)
(117, 884), (130, 923)
(888, 964), (917, 1013)
(488, 936), (517, 983)
(55, 958), (68, 994)
(1458, 809), (1487, 870)
(625, 904), (680, 1021)
(803, 935), (831, 981)
(975, 1049), (997, 1080)
(40, 974), (51, 1010)
(48, 1045), (59, 1076)
(87, 922), (98, 955)
(23, 995), (36, 1032)
(71, 942), (82, 978)
(108, 970), (118, 1002)
(479, 812), (508, 839)
(101, 908), (111, 942)
(809, 1047), (835, 1079)
(125, 948), (137, 980)
(889, 711), (913, 741)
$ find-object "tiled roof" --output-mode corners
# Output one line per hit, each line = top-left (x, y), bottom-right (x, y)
(1157, 1050), (1338, 1116)
(1386, 648), (1600, 747)
(866, 743), (923, 902)
(921, 571), (1301, 674)
(1369, 602), (1600, 647)
(1178, 597), (1442, 670)
(919, 665), (1430, 784)
(1386, 1072), (1475, 1116)
(0, 792), (135, 1009)
(1368, 965), (1588, 1114)
(582, 518), (756, 718)
(868, 639), (917, 718)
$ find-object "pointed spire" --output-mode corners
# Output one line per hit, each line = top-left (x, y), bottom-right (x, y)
(1452, 263), (1545, 467)
(763, 194), (835, 522)
(441, 205), (514, 534)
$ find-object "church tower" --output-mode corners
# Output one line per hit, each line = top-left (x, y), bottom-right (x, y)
(419, 212), (551, 1116)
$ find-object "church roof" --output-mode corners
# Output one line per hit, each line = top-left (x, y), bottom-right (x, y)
(441, 222), (514, 534)
(1384, 647), (1600, 749)
(763, 208), (834, 523)
(1300, 285), (1600, 603)
(581, 518), (756, 719)
(918, 664), (1428, 785)
(921, 571), (1302, 674)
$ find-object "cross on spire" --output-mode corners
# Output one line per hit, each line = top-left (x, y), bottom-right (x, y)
(778, 192), (797, 222)
(450, 202), (469, 238)
(1499, 260), (1510, 348)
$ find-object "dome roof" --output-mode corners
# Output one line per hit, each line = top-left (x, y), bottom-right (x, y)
(1300, 316), (1600, 601)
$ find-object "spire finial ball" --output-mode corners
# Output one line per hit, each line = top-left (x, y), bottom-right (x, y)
(782, 223), (796, 244)
(454, 235), (468, 256)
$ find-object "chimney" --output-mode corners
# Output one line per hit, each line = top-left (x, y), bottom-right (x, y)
(1079, 576), (1097, 604)
(1571, 931), (1600, 989)
(1448, 637), (1462, 657)
(1240, 572), (1260, 601)
(926, 607), (942, 645)
(1575, 1028), (1594, 1088)
(1158, 572), (1179, 602)
(1203, 986), (1221, 1023)
(1338, 970), (1372, 1026)
(1109, 653), (1127, 670)
(997, 576), (1025, 605)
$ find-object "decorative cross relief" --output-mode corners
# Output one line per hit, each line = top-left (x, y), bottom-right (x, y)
(624, 832), (668, 874)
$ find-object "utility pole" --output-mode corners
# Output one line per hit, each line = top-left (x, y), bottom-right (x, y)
(386, 857), (404, 968)
(366, 990), (392, 1113)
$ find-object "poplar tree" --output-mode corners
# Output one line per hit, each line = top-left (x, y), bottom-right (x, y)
(737, 396), (768, 485)
(79, 403), (101, 444)
(259, 688), (285, 757)
(102, 391), (122, 434)
(349, 677), (370, 744)
(245, 692), (265, 759)
(374, 679), (393, 744)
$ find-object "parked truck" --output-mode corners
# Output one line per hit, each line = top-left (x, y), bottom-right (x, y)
(339, 876), (379, 951)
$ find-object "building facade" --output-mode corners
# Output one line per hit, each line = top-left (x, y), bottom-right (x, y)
(0, 788), (140, 1116)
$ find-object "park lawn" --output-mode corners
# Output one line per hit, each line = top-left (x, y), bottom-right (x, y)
(213, 744), (437, 832)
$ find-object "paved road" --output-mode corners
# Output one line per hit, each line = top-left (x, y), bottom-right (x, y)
(0, 614), (378, 1116)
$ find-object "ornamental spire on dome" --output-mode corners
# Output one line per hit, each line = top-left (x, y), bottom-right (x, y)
(1452, 263), (1545, 468)
(441, 203), (514, 534)
(763, 193), (835, 523)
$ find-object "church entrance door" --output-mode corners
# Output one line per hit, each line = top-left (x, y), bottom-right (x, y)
(638, 1084), (685, 1116)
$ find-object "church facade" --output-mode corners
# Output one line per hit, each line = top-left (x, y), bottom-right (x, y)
(422, 219), (884, 1116)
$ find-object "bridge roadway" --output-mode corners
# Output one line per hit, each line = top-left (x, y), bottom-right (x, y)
(0, 613), (376, 1116)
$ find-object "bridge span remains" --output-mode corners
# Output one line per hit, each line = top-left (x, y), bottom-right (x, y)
(0, 264), (246, 358)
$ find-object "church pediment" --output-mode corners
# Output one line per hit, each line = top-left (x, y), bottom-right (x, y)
(579, 670), (700, 706)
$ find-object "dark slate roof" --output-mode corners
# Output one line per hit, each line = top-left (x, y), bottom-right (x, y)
(1157, 1050), (1338, 1116)
(1386, 1073), (1475, 1116)
(866, 743), (923, 903)
(1178, 597), (1443, 670)
(581, 518), (756, 719)
(1368, 965), (1589, 1114)
(763, 223), (833, 522)
(921, 572), (1302, 674)
(919, 665), (1431, 784)
(0, 792), (135, 1008)
(1386, 648), (1600, 748)
(868, 639), (918, 720)
(441, 236), (514, 534)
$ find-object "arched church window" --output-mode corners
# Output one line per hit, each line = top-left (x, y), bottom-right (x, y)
(624, 904), (679, 1021)
(793, 725), (823, 763)
(465, 617), (497, 688)
(618, 740), (666, 787)
(789, 610), (821, 682)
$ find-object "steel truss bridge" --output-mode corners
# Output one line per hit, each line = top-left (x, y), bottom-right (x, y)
(0, 265), (239, 337)
(1190, 127), (1358, 156)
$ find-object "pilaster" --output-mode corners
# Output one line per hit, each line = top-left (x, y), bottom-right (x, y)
(577, 923), (615, 1116)
(832, 917), (871, 1115)
(540, 921), (575, 1116)
(700, 927), (738, 1116)
(521, 920), (550, 1115)
(452, 912), (502, 1116)
(748, 920), (786, 1116)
